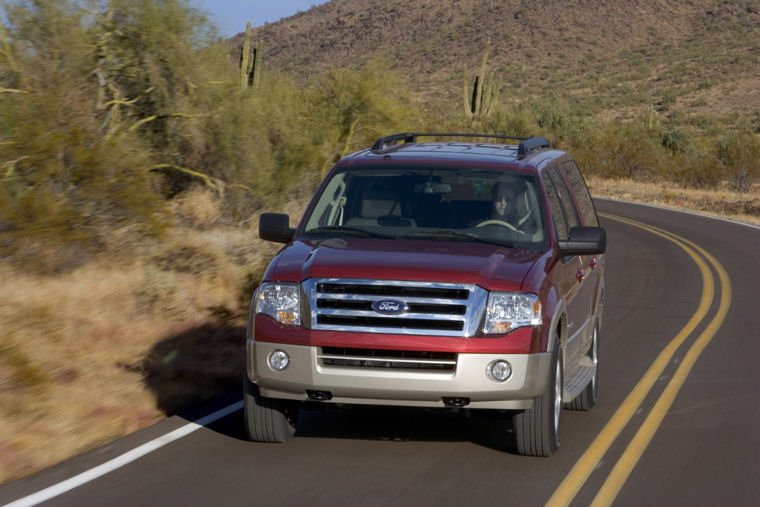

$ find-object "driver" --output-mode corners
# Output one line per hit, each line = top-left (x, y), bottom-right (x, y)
(475, 181), (536, 234)
(490, 181), (520, 227)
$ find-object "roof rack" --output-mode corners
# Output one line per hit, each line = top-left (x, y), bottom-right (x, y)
(369, 132), (551, 159)
(516, 136), (551, 159)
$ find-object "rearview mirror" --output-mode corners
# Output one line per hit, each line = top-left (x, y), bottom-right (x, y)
(558, 226), (606, 256)
(259, 213), (295, 244)
(414, 182), (452, 194)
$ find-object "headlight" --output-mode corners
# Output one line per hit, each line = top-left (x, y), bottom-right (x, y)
(256, 282), (301, 326)
(483, 292), (542, 334)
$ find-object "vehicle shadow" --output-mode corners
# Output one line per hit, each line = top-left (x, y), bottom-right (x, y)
(293, 405), (517, 453)
(121, 321), (246, 416)
(198, 400), (518, 454)
(128, 322), (518, 453)
(201, 396), (517, 454)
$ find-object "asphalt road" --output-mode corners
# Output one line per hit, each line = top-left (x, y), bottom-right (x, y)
(2, 199), (759, 507)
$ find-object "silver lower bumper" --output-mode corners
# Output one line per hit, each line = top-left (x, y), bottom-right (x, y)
(247, 340), (551, 410)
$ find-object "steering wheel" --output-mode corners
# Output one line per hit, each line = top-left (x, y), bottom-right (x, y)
(476, 219), (518, 231)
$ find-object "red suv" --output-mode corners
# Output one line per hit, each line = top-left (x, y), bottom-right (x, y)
(247, 133), (606, 456)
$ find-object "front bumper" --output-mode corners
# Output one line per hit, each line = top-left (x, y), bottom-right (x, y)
(247, 339), (551, 410)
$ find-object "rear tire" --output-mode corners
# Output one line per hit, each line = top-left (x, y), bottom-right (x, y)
(566, 323), (598, 411)
(512, 340), (562, 456)
(244, 377), (299, 443)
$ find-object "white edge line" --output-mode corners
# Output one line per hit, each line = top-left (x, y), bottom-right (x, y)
(597, 197), (760, 231)
(4, 400), (244, 507)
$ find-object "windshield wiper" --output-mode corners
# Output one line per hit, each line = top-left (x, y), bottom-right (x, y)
(305, 226), (397, 239)
(403, 230), (514, 247)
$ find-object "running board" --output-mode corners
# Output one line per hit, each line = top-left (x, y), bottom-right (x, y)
(564, 356), (594, 401)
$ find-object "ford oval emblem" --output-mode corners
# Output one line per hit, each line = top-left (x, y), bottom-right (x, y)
(372, 299), (407, 315)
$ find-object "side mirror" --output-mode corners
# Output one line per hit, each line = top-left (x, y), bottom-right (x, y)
(259, 213), (295, 244)
(558, 226), (606, 256)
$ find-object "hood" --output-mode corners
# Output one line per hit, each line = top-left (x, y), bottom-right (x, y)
(265, 237), (544, 291)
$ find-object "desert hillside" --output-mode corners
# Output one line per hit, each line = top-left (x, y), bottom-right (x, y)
(242, 0), (760, 126)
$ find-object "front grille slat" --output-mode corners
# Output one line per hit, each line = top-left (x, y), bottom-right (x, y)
(319, 347), (457, 372)
(408, 303), (467, 315)
(320, 355), (457, 366)
(315, 293), (470, 305)
(316, 309), (466, 322)
(316, 300), (373, 311)
(305, 278), (488, 337)
(317, 315), (464, 331)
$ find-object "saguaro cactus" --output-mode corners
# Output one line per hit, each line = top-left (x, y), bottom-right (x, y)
(239, 22), (263, 89)
(473, 37), (490, 117)
(462, 65), (472, 119)
(252, 39), (262, 88)
(463, 38), (500, 120)
(239, 22), (252, 89)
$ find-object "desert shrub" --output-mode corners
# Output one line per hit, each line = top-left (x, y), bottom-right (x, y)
(532, 99), (591, 146)
(456, 98), (590, 149)
(306, 57), (423, 175)
(665, 146), (723, 189)
(472, 101), (541, 137)
(572, 122), (665, 180)
(715, 131), (760, 192)
(661, 127), (692, 154)
(0, 0), (210, 269)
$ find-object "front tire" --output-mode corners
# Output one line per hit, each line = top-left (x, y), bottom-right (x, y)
(244, 377), (299, 443)
(512, 341), (563, 456)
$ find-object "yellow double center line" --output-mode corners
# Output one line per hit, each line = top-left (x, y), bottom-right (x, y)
(547, 214), (732, 506)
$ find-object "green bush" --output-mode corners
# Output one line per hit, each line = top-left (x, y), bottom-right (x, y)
(661, 127), (691, 153)
(0, 1), (172, 270)
(715, 131), (760, 192)
(573, 123), (665, 180)
(0, 1), (425, 271)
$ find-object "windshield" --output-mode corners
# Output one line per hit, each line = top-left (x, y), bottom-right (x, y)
(301, 166), (548, 249)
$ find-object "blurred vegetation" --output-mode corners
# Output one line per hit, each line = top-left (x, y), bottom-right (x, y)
(0, 0), (758, 274)
(0, 0), (420, 272)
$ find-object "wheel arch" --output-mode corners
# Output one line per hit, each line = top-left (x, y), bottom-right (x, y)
(547, 299), (568, 354)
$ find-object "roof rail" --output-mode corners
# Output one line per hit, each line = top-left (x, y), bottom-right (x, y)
(370, 132), (530, 153)
(370, 132), (551, 158)
(370, 132), (420, 152)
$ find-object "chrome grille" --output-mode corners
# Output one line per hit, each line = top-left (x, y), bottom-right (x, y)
(303, 279), (488, 337)
(319, 347), (457, 372)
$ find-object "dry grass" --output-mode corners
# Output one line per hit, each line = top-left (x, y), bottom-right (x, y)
(0, 181), (757, 484)
(0, 188), (307, 484)
(587, 176), (760, 226)
(0, 255), (255, 482)
(1, 264), (164, 481)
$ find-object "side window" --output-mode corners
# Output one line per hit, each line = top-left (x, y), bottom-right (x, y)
(562, 160), (599, 226)
(543, 167), (579, 241)
(305, 172), (347, 229)
(543, 169), (568, 240)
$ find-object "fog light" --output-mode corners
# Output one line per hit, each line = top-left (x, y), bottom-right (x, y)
(487, 360), (512, 382)
(268, 350), (290, 371)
